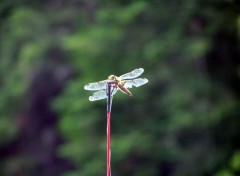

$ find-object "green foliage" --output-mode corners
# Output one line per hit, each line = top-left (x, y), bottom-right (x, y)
(231, 151), (240, 171)
(0, 0), (240, 175)
(214, 170), (234, 176)
(54, 1), (240, 176)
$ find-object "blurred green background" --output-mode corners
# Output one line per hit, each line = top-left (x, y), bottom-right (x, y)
(0, 0), (240, 176)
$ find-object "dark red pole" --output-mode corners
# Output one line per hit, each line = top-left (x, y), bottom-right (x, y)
(106, 83), (112, 176)
(106, 111), (111, 176)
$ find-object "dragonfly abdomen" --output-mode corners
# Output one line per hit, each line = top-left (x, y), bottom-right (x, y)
(118, 84), (132, 96)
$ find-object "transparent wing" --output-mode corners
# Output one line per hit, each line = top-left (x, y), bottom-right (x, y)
(119, 68), (144, 80)
(124, 78), (148, 88)
(84, 80), (108, 91)
(89, 88), (118, 101)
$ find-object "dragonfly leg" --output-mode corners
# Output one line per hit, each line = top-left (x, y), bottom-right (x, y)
(110, 87), (116, 96)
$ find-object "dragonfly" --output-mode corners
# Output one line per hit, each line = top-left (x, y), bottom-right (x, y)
(84, 68), (148, 101)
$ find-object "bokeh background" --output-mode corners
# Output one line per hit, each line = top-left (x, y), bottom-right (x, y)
(0, 0), (240, 176)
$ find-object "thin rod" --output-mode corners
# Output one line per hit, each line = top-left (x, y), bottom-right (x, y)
(106, 83), (112, 176)
(107, 112), (111, 176)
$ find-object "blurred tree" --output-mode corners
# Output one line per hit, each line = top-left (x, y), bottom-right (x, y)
(55, 0), (240, 176)
(0, 0), (77, 175)
(0, 0), (240, 176)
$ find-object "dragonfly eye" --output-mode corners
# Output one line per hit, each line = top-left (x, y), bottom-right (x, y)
(108, 75), (115, 80)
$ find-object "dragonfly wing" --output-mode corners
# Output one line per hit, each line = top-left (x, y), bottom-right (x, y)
(89, 90), (107, 101)
(89, 88), (118, 101)
(124, 78), (148, 88)
(119, 68), (144, 79)
(84, 80), (108, 91)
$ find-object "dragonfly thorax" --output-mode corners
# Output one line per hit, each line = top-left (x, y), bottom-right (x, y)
(108, 75), (122, 83)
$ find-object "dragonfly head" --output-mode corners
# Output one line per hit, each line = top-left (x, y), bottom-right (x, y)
(108, 75), (116, 80)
